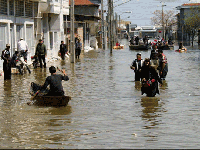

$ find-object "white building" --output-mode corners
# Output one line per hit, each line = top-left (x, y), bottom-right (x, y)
(0, 0), (69, 69)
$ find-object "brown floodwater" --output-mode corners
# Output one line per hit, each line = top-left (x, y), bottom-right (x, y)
(0, 39), (200, 148)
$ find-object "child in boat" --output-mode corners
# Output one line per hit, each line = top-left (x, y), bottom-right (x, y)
(42, 66), (69, 96)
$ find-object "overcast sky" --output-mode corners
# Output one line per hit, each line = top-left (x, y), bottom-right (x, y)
(104, 0), (199, 26)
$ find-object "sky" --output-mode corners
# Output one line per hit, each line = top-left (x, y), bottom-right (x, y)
(103, 0), (200, 26)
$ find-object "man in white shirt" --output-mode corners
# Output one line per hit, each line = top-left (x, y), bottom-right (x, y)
(17, 38), (28, 62)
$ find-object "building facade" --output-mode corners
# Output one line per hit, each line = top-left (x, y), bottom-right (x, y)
(0, 0), (69, 69)
(176, 3), (200, 46)
(67, 0), (100, 50)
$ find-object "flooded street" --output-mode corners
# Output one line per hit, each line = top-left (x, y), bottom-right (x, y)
(1, 39), (200, 148)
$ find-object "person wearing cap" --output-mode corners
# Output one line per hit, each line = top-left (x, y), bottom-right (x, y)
(17, 38), (28, 62)
(41, 66), (69, 96)
(157, 49), (168, 80)
(141, 58), (162, 97)
(1, 44), (12, 80)
(35, 39), (47, 68)
(130, 53), (144, 81)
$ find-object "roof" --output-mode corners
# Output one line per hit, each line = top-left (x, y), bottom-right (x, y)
(182, 3), (200, 6)
(69, 0), (99, 6)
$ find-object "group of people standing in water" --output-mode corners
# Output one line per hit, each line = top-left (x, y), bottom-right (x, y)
(130, 44), (168, 97)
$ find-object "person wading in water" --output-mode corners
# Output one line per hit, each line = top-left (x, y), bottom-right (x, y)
(157, 49), (168, 80)
(1, 44), (12, 80)
(130, 53), (144, 81)
(150, 44), (159, 71)
(141, 58), (162, 97)
(60, 41), (67, 60)
(35, 39), (47, 68)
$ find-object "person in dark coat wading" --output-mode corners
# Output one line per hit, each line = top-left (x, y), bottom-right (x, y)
(1, 44), (12, 80)
(141, 58), (162, 97)
(130, 53), (144, 81)
(60, 41), (67, 60)
(75, 39), (82, 59)
(35, 39), (47, 68)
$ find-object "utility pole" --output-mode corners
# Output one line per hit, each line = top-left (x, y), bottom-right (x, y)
(119, 15), (121, 41)
(108, 0), (112, 53)
(101, 0), (105, 49)
(110, 0), (114, 53)
(161, 2), (166, 39)
(70, 0), (75, 63)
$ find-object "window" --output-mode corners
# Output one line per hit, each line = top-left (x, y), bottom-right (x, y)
(9, 0), (14, 16)
(33, 2), (38, 18)
(15, 0), (24, 17)
(0, 0), (7, 15)
(25, 0), (33, 17)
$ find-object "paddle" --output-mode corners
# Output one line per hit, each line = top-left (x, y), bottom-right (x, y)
(28, 90), (40, 105)
(57, 67), (67, 76)
(30, 90), (40, 100)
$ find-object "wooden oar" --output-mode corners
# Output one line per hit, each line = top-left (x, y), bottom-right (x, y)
(57, 67), (67, 75)
(30, 90), (40, 100)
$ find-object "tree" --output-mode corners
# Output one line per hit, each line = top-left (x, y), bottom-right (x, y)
(184, 6), (200, 46)
(151, 10), (176, 26)
(151, 10), (177, 39)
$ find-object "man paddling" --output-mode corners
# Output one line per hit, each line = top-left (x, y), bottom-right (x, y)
(41, 66), (69, 96)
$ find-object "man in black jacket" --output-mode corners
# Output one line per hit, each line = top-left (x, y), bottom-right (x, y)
(1, 44), (11, 80)
(42, 66), (69, 96)
(130, 53), (144, 81)
(35, 39), (47, 68)
(60, 41), (67, 60)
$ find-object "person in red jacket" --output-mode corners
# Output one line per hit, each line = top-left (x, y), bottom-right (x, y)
(116, 41), (120, 46)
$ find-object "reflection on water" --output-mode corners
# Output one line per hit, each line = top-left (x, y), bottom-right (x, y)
(1, 39), (200, 148)
(135, 81), (142, 91)
(141, 97), (161, 129)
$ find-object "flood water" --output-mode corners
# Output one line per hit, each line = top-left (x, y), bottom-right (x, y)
(1, 39), (200, 148)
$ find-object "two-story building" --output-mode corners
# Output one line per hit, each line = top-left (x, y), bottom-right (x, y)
(176, 2), (200, 46)
(67, 0), (100, 50)
(0, 0), (69, 70)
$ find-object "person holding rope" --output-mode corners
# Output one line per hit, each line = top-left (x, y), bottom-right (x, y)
(41, 66), (69, 96)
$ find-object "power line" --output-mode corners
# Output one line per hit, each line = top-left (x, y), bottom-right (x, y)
(114, 0), (134, 8)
